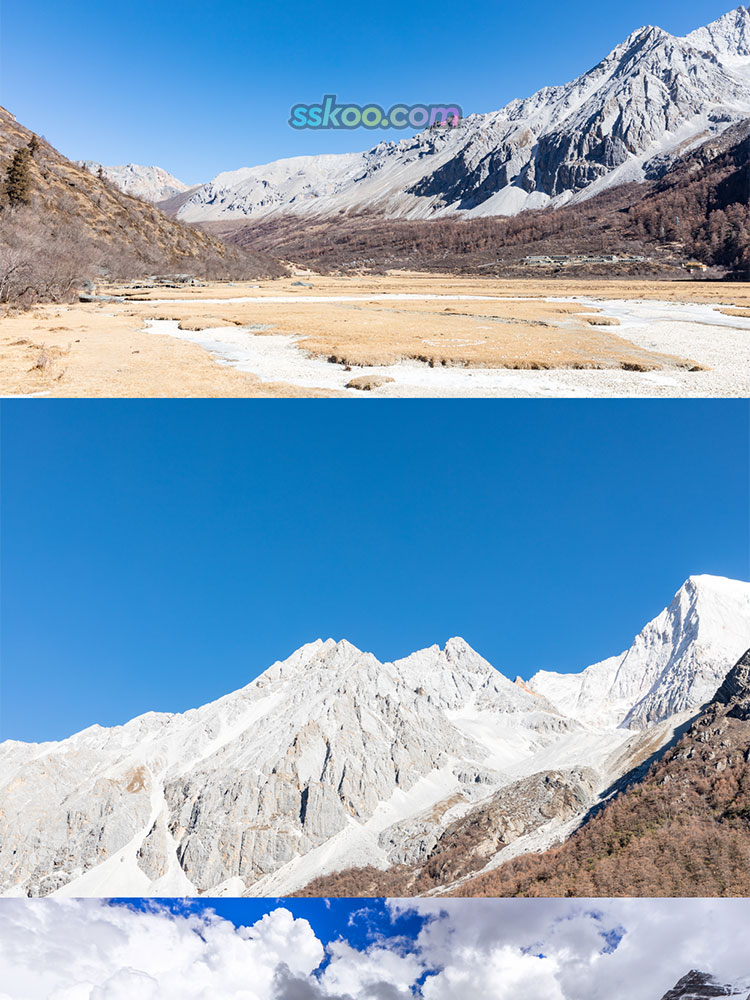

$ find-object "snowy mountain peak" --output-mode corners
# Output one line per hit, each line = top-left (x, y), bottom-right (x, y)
(661, 970), (750, 1000)
(529, 576), (750, 730)
(1, 576), (748, 898)
(686, 6), (750, 60)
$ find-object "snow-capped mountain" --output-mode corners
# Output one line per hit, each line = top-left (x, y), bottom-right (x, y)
(176, 7), (750, 223)
(0, 576), (747, 899)
(529, 576), (750, 729)
(78, 162), (190, 203)
(661, 971), (750, 1000)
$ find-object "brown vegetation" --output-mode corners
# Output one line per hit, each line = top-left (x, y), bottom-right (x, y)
(454, 650), (750, 897)
(0, 105), (285, 306)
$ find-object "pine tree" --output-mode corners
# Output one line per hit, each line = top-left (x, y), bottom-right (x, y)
(27, 135), (39, 157)
(4, 146), (32, 205)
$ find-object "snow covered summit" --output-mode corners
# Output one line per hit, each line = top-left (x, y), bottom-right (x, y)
(529, 575), (750, 729)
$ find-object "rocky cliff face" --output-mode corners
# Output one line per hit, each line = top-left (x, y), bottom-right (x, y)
(714, 648), (750, 719)
(0, 576), (748, 898)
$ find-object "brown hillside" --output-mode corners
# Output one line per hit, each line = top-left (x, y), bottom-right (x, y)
(0, 106), (285, 303)
(294, 768), (598, 898)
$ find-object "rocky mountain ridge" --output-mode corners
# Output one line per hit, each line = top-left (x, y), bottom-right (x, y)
(162, 8), (750, 223)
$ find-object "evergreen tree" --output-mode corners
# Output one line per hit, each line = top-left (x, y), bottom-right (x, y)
(27, 135), (39, 157)
(4, 146), (32, 206)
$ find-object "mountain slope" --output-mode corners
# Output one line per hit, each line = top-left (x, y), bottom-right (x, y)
(176, 8), (750, 224)
(0, 577), (747, 898)
(78, 161), (192, 203)
(446, 646), (750, 897)
(0, 638), (589, 897)
(216, 116), (750, 277)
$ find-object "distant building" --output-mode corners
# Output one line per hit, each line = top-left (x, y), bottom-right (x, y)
(522, 252), (651, 267)
(683, 261), (708, 274)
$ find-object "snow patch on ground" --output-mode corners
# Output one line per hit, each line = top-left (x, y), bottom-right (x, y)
(144, 296), (750, 398)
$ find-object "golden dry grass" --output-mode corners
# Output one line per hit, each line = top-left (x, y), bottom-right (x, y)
(103, 272), (750, 306)
(102, 275), (716, 371)
(217, 299), (689, 370)
(5, 272), (747, 395)
(717, 306), (750, 318)
(0, 304), (338, 397)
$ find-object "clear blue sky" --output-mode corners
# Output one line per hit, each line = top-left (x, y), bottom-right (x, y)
(0, 0), (739, 181)
(1, 400), (747, 743)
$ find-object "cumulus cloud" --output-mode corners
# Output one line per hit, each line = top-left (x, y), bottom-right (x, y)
(0, 898), (749, 1000)
(318, 939), (421, 997)
(0, 900), (323, 1000)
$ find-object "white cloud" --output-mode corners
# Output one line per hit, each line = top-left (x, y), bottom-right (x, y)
(390, 898), (750, 1000)
(319, 939), (421, 997)
(0, 901), (323, 1000)
(0, 898), (749, 1000)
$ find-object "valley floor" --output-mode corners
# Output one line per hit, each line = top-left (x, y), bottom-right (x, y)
(2, 274), (750, 397)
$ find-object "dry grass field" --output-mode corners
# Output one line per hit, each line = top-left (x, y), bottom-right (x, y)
(0, 303), (337, 397)
(2, 273), (749, 397)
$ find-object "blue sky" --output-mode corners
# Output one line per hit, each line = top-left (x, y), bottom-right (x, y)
(0, 0), (738, 181)
(1, 400), (747, 743)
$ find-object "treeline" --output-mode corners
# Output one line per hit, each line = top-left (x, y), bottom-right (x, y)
(226, 189), (643, 275)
